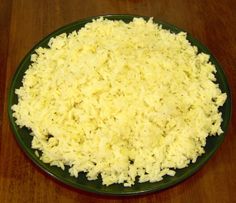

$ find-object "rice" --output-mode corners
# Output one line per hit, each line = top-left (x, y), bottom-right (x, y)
(12, 17), (226, 186)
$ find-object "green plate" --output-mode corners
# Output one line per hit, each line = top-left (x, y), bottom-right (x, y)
(8, 14), (231, 196)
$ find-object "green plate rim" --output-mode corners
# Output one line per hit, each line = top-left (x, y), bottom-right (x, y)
(8, 14), (232, 196)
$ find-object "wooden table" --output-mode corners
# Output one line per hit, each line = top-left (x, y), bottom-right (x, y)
(1, 0), (235, 202)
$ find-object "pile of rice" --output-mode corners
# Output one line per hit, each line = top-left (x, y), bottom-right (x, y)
(12, 18), (226, 186)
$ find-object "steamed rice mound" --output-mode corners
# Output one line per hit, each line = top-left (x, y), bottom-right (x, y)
(12, 18), (226, 186)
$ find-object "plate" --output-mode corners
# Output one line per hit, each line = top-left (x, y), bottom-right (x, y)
(8, 14), (231, 196)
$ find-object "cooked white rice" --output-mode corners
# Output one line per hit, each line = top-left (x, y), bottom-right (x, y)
(12, 17), (226, 186)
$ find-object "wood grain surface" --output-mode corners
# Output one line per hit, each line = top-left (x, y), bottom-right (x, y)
(0, 0), (235, 202)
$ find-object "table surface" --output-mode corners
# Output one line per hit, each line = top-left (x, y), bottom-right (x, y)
(0, 0), (235, 202)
